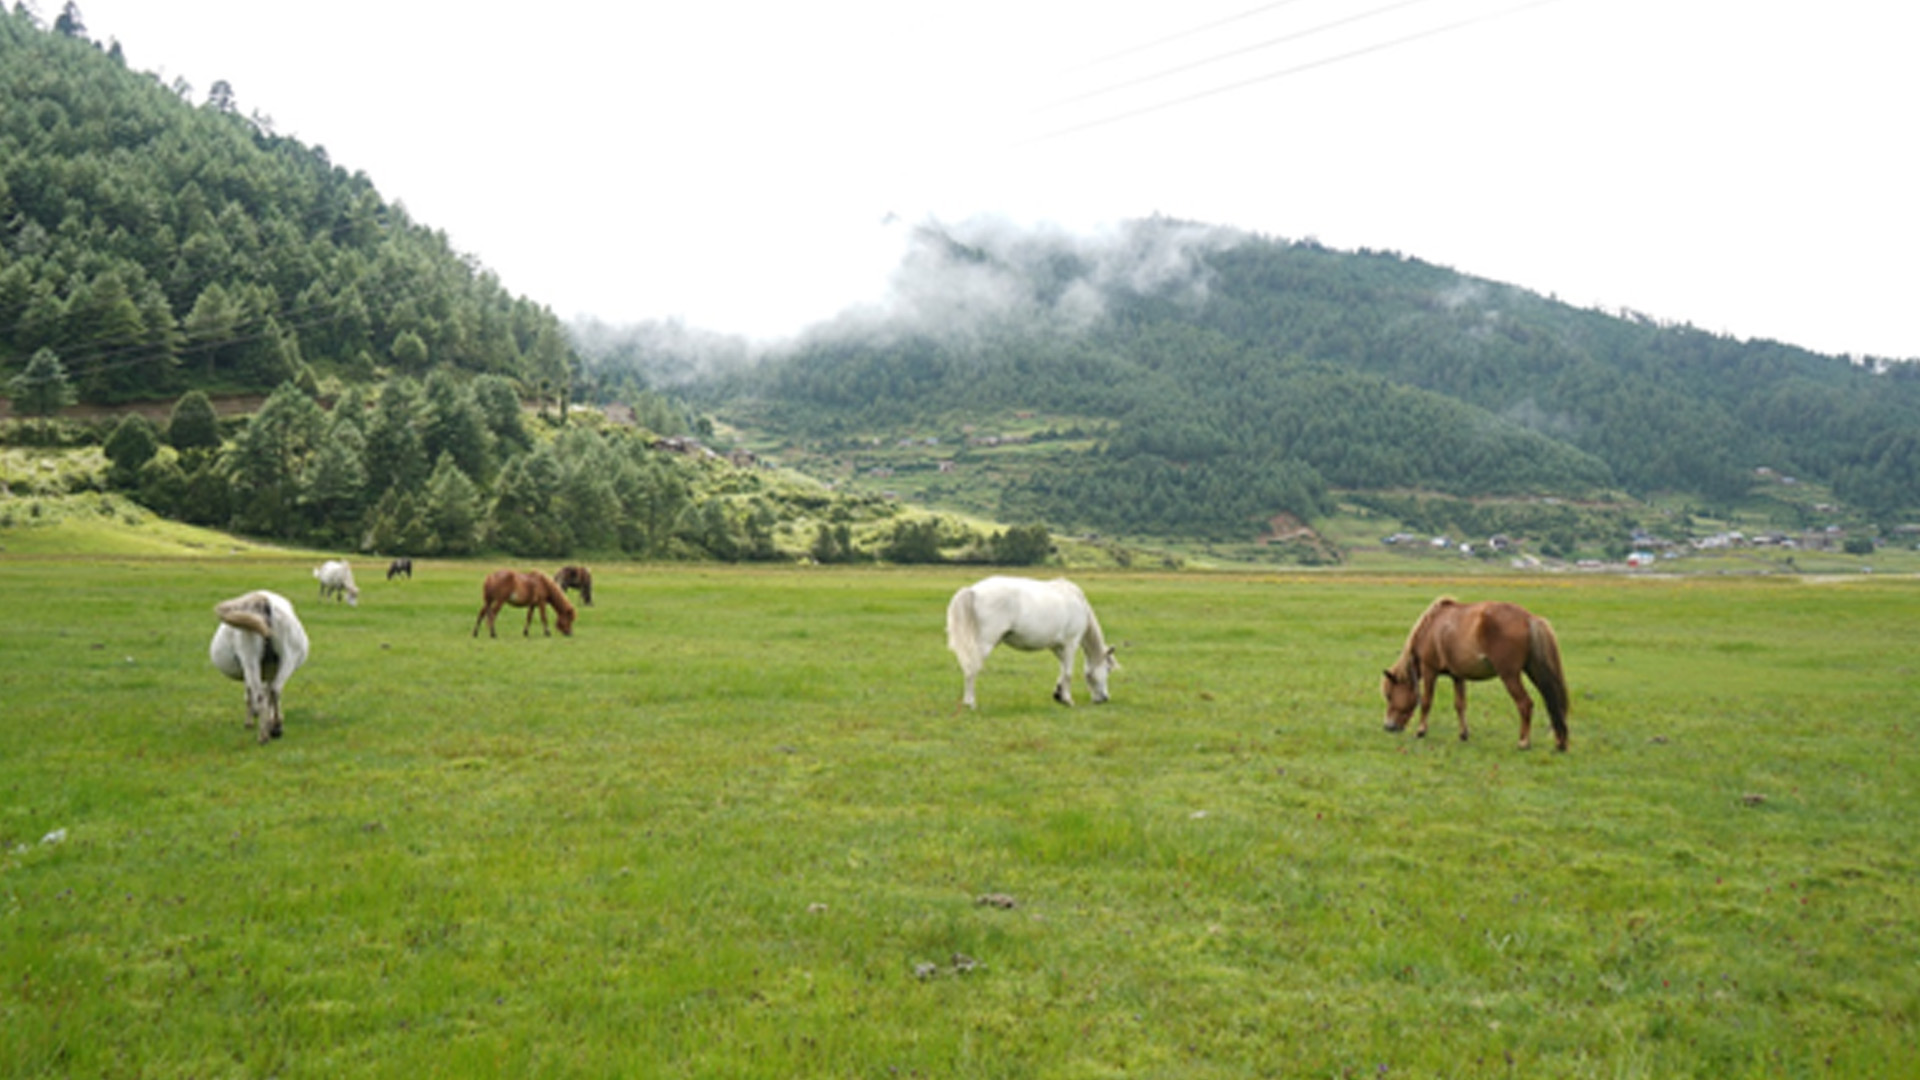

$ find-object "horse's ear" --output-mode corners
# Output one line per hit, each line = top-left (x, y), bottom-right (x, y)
(1382, 668), (1395, 681)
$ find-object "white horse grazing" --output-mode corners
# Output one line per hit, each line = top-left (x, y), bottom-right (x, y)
(313, 559), (359, 606)
(210, 590), (310, 744)
(946, 576), (1118, 709)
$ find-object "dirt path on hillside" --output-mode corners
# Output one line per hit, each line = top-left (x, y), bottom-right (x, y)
(0, 394), (267, 422)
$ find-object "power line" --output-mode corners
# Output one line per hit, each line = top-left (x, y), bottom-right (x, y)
(1035, 0), (1568, 142)
(1073, 0), (1321, 70)
(1046, 0), (1444, 113)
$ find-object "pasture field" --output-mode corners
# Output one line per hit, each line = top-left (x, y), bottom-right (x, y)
(2, 559), (1917, 1078)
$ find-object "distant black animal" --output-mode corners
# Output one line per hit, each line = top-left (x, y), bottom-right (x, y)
(555, 565), (593, 606)
(387, 558), (413, 581)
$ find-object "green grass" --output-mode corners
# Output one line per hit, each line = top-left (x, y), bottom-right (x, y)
(2, 559), (1916, 1077)
(0, 493), (295, 558)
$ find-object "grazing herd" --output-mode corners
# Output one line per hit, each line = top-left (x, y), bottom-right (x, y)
(210, 562), (1571, 754)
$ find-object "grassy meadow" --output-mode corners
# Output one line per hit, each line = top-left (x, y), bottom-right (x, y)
(1, 556), (1916, 1077)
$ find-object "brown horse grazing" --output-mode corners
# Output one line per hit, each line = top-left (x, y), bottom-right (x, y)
(554, 565), (593, 606)
(1381, 597), (1570, 751)
(472, 569), (577, 638)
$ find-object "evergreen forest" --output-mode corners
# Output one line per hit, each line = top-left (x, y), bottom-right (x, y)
(6, 6), (1918, 564)
(650, 220), (1920, 545)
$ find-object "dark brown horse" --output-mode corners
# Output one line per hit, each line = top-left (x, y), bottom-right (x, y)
(472, 569), (577, 638)
(554, 565), (593, 606)
(1381, 597), (1569, 751)
(387, 557), (413, 580)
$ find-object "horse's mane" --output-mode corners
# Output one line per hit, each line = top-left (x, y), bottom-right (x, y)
(1387, 596), (1457, 679)
(534, 571), (576, 618)
(1054, 579), (1115, 666)
(1081, 603), (1111, 661)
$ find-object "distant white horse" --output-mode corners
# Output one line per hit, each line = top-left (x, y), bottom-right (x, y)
(313, 559), (359, 606)
(210, 590), (310, 744)
(946, 576), (1118, 709)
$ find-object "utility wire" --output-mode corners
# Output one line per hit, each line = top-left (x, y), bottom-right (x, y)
(1074, 0), (1320, 69)
(1046, 0), (1443, 112)
(1035, 0), (1567, 142)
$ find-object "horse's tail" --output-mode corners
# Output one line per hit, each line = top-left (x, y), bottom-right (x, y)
(216, 593), (274, 638)
(1525, 615), (1571, 747)
(946, 586), (984, 674)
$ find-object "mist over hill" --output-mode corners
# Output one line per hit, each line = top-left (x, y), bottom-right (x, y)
(575, 217), (1920, 541)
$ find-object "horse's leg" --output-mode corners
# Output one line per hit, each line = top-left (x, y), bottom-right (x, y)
(958, 637), (996, 710)
(235, 646), (270, 741)
(1052, 645), (1075, 706)
(1501, 672), (1535, 750)
(538, 602), (551, 637)
(1453, 677), (1471, 742)
(250, 679), (273, 743)
(1415, 670), (1438, 737)
(473, 601), (492, 638)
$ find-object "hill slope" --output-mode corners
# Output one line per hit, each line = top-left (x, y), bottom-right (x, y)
(597, 219), (1920, 543)
(1, 10), (571, 403)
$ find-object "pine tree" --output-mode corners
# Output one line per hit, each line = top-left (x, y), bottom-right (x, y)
(421, 369), (494, 484)
(424, 452), (482, 555)
(227, 382), (324, 536)
(168, 389), (222, 454)
(103, 413), (161, 488)
(486, 451), (569, 556)
(8, 349), (76, 442)
(362, 379), (428, 499)
(301, 415), (367, 541)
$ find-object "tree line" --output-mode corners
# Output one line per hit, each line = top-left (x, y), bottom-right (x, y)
(75, 375), (1054, 566)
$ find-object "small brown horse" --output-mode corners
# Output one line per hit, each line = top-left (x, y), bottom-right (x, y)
(1381, 597), (1569, 751)
(554, 565), (593, 606)
(472, 569), (577, 638)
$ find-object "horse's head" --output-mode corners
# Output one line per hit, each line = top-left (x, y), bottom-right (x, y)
(1087, 646), (1118, 704)
(554, 595), (576, 636)
(1381, 660), (1419, 731)
(345, 585), (360, 607)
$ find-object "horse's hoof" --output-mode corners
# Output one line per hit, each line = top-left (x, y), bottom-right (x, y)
(1459, 732), (1469, 742)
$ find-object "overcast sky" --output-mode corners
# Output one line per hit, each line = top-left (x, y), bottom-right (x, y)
(70, 0), (1919, 359)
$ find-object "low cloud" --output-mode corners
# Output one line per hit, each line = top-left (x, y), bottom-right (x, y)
(571, 216), (1250, 385)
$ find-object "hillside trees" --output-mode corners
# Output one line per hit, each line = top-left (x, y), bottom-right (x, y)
(0, 10), (579, 403)
(650, 219), (1918, 528)
(101, 375), (725, 557)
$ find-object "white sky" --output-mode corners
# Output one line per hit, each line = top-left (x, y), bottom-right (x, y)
(71, 0), (1919, 359)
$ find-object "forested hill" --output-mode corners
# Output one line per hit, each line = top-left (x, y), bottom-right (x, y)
(0, 9), (573, 404)
(654, 219), (1920, 535)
